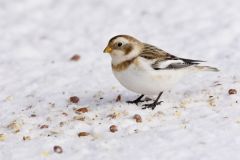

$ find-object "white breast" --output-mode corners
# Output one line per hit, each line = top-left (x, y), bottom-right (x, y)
(112, 57), (192, 95)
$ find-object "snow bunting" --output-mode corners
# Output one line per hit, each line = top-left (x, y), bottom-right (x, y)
(103, 35), (219, 109)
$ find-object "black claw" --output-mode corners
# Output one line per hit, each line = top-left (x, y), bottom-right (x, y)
(142, 101), (163, 110)
(127, 94), (144, 105)
(127, 100), (144, 105)
(142, 92), (164, 110)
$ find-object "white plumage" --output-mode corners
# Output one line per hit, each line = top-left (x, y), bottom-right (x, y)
(113, 57), (210, 95)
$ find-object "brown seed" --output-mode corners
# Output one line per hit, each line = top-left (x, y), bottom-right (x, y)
(109, 125), (118, 133)
(228, 89), (237, 95)
(53, 145), (63, 153)
(107, 113), (117, 119)
(115, 94), (121, 102)
(30, 114), (36, 117)
(23, 136), (31, 141)
(78, 132), (90, 137)
(70, 54), (81, 61)
(69, 96), (79, 103)
(75, 107), (88, 114)
(40, 125), (49, 129)
(73, 115), (85, 121)
(62, 112), (68, 116)
(7, 121), (22, 133)
(59, 122), (64, 127)
(133, 114), (142, 123)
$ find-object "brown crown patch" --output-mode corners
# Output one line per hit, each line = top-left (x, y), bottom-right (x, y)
(109, 35), (139, 44)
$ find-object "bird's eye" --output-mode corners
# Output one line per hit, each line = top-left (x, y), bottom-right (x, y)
(117, 42), (122, 47)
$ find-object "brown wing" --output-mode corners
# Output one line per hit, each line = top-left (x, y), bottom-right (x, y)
(139, 43), (205, 70)
(139, 43), (174, 60)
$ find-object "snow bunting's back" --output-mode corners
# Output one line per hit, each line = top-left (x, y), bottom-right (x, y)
(103, 35), (219, 109)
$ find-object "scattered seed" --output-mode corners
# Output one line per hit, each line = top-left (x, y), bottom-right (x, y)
(62, 112), (68, 116)
(49, 103), (55, 107)
(208, 96), (216, 107)
(133, 114), (142, 123)
(69, 96), (79, 103)
(70, 54), (81, 61)
(23, 136), (31, 141)
(75, 107), (88, 114)
(78, 132), (90, 137)
(40, 125), (49, 129)
(7, 121), (22, 133)
(59, 122), (64, 127)
(107, 112), (118, 119)
(53, 145), (63, 154)
(228, 89), (237, 95)
(115, 94), (121, 102)
(30, 114), (36, 117)
(109, 125), (118, 133)
(73, 115), (85, 121)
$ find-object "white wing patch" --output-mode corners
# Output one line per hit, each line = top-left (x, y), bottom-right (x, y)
(152, 59), (196, 70)
(156, 60), (184, 68)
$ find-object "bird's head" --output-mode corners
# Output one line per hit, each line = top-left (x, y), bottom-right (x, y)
(103, 35), (143, 65)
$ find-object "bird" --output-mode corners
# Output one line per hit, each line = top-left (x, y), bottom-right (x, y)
(103, 35), (219, 110)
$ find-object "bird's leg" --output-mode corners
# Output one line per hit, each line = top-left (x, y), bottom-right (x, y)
(142, 92), (163, 110)
(127, 94), (144, 105)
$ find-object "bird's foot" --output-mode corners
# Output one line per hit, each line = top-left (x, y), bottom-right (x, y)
(127, 97), (152, 105)
(127, 95), (145, 105)
(127, 99), (145, 105)
(142, 101), (163, 110)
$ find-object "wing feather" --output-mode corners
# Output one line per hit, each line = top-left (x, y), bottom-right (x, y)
(139, 43), (205, 70)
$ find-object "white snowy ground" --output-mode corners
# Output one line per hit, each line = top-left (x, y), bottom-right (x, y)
(0, 0), (240, 159)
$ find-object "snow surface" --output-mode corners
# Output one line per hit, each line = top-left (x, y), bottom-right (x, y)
(0, 0), (240, 159)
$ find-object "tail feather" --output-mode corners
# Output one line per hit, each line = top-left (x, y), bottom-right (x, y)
(194, 66), (219, 72)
